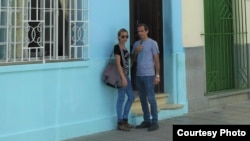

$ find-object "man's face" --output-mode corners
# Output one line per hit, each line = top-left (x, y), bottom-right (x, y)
(137, 26), (148, 40)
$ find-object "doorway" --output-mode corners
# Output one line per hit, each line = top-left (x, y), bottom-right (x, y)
(129, 0), (164, 93)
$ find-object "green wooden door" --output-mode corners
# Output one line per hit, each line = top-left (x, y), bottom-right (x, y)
(204, 0), (249, 94)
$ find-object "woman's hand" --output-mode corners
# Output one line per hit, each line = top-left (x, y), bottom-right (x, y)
(121, 77), (128, 87)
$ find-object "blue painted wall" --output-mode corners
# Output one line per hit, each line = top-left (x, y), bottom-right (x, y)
(163, 0), (187, 105)
(0, 0), (187, 140)
(0, 0), (130, 140)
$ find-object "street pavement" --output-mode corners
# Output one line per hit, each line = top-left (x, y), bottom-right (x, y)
(65, 100), (250, 141)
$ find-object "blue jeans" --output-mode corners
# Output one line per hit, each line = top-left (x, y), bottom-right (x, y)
(136, 76), (158, 122)
(116, 76), (135, 122)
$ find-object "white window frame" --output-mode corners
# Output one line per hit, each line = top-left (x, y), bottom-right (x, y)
(0, 0), (89, 64)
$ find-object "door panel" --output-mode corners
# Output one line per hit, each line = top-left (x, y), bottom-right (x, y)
(130, 0), (164, 93)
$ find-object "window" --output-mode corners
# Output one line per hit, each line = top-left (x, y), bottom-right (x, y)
(0, 0), (89, 64)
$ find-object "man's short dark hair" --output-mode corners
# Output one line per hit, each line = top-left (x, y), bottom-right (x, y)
(137, 23), (149, 31)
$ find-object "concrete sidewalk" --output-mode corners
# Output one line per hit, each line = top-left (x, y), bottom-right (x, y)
(65, 100), (250, 141)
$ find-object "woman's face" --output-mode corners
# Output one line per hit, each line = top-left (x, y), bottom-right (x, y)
(119, 31), (129, 43)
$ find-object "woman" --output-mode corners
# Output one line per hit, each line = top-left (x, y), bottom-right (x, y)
(114, 28), (135, 131)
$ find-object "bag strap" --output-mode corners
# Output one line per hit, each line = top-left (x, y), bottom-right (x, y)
(109, 50), (113, 59)
(119, 45), (126, 67)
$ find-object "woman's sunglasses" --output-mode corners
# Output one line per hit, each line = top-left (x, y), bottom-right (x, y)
(121, 35), (129, 39)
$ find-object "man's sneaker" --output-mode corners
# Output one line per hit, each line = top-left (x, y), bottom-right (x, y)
(148, 122), (159, 131)
(135, 121), (151, 129)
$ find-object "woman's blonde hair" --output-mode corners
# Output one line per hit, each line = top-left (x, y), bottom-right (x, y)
(117, 28), (128, 38)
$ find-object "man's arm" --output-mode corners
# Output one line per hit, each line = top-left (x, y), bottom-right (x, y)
(154, 53), (160, 75)
(131, 42), (143, 65)
(153, 53), (160, 85)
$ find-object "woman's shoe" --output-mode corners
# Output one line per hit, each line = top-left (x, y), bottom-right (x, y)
(123, 121), (134, 128)
(117, 122), (131, 131)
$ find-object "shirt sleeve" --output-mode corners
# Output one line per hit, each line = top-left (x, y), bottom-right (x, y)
(152, 41), (160, 55)
(114, 44), (121, 56)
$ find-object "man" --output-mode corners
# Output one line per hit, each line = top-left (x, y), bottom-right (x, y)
(131, 23), (160, 131)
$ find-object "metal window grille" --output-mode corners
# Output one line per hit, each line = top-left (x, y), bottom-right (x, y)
(204, 0), (249, 94)
(0, 0), (89, 64)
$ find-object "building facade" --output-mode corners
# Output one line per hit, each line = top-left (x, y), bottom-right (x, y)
(0, 0), (249, 140)
(0, 0), (187, 140)
(184, 0), (250, 112)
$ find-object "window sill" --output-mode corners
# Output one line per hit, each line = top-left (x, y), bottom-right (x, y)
(0, 60), (90, 73)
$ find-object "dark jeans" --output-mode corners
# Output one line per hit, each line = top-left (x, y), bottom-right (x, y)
(136, 76), (158, 122)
